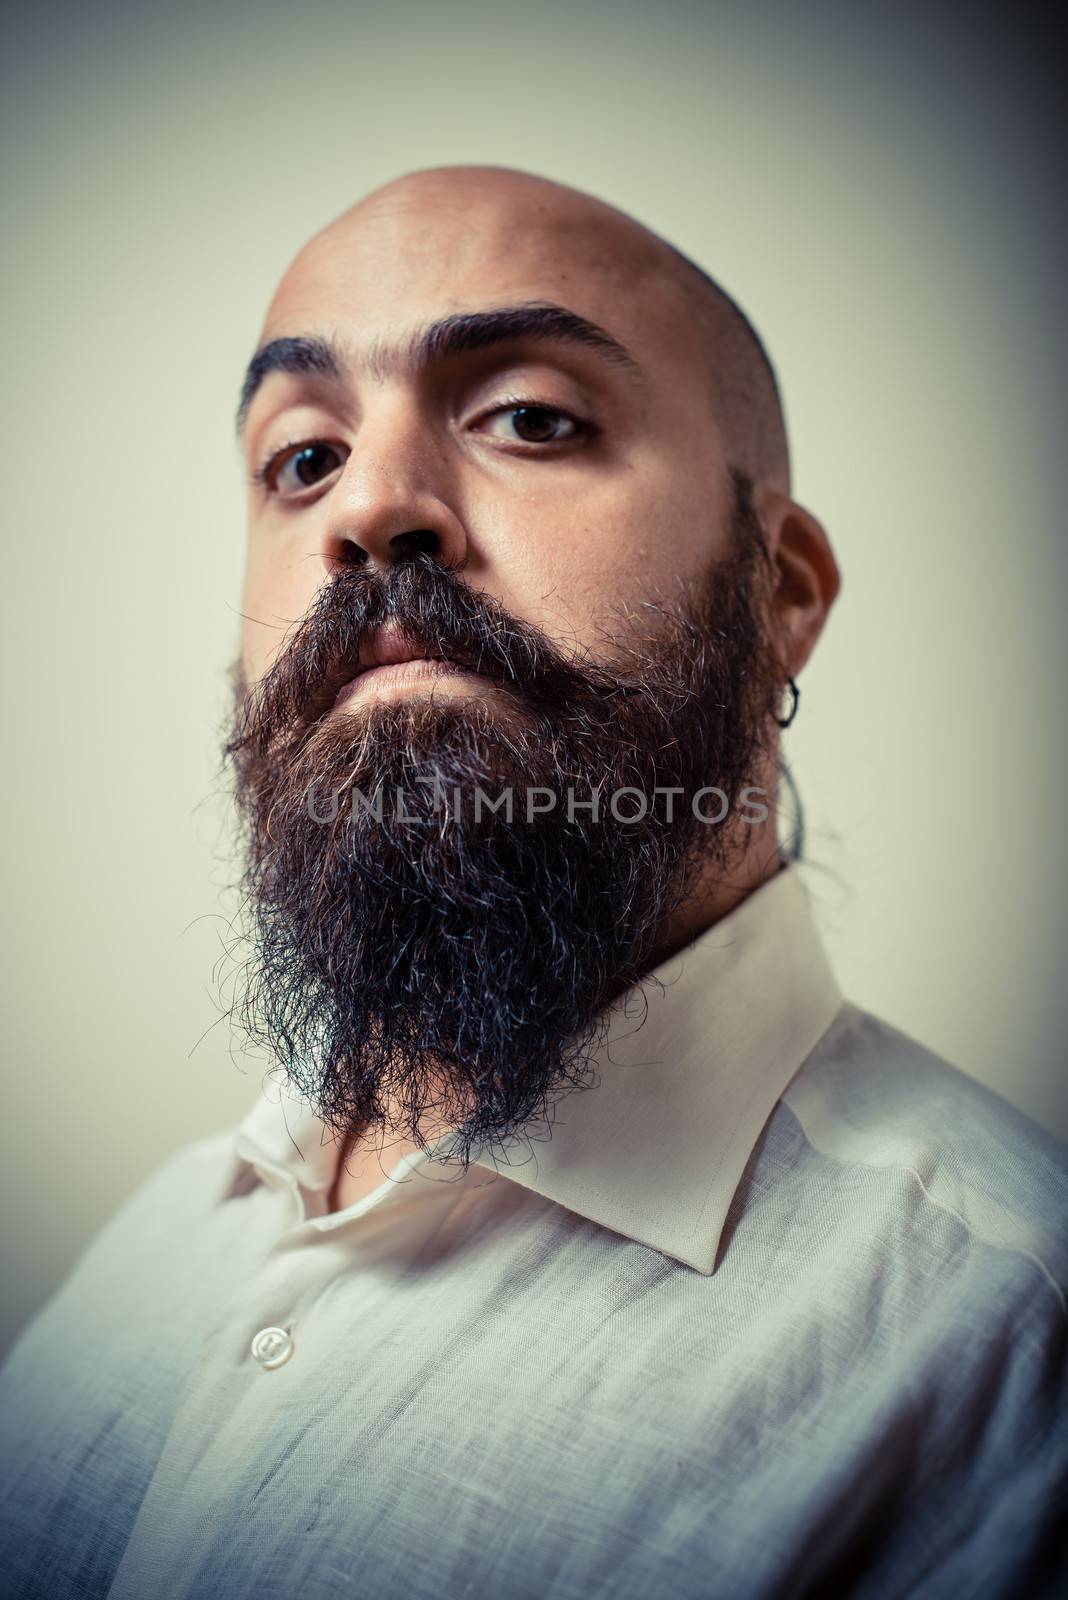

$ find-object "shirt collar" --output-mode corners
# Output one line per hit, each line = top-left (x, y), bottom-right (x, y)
(232, 862), (844, 1275)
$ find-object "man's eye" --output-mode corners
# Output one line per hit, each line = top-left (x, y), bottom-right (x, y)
(480, 404), (584, 446)
(257, 441), (348, 496)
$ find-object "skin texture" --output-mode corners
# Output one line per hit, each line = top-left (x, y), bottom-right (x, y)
(234, 164), (841, 1208)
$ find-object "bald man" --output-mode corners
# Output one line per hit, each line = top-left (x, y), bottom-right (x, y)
(1, 167), (1065, 1600)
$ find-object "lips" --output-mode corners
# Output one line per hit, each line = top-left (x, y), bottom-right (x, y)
(329, 621), (473, 711)
(358, 620), (454, 673)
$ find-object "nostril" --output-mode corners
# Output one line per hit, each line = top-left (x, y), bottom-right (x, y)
(390, 529), (440, 559)
(331, 539), (369, 568)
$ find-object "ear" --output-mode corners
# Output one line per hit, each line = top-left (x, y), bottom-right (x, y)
(754, 486), (841, 677)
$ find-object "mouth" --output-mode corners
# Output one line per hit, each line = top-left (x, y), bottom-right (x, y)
(333, 656), (485, 710)
(320, 621), (488, 717)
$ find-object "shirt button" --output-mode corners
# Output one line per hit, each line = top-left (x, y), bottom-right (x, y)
(250, 1326), (294, 1370)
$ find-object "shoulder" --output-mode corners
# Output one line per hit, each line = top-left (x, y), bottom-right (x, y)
(2, 1129), (242, 1366)
(777, 1002), (1068, 1311)
(77, 1129), (244, 1264)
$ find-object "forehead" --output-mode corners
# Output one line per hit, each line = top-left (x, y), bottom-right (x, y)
(260, 184), (702, 385)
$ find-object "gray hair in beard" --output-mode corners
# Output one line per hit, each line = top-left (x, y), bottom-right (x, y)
(223, 470), (784, 1167)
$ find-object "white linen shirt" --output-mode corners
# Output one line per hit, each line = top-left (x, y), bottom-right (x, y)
(1, 863), (1066, 1599)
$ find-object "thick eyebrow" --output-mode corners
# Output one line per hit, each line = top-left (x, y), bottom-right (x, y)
(235, 302), (641, 435)
(236, 335), (343, 436)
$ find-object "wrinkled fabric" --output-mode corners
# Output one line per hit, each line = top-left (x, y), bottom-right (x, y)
(1, 866), (1065, 1599)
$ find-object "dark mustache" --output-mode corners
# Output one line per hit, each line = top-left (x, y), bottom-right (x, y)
(228, 554), (618, 758)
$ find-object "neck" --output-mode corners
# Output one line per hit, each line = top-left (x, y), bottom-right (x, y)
(639, 822), (786, 978)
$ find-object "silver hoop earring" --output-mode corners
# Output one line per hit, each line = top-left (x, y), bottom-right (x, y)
(775, 676), (800, 730)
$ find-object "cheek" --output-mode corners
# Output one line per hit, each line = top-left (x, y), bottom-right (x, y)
(475, 471), (717, 651)
(238, 535), (320, 681)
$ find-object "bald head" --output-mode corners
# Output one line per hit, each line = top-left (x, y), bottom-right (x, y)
(665, 242), (791, 495)
(271, 164), (790, 493)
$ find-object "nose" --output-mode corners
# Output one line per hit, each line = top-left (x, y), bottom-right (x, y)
(319, 421), (468, 576)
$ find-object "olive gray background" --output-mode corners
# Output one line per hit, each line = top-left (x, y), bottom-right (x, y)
(1, 1), (1064, 1355)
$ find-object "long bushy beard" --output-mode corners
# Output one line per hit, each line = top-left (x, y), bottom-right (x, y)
(224, 479), (782, 1165)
